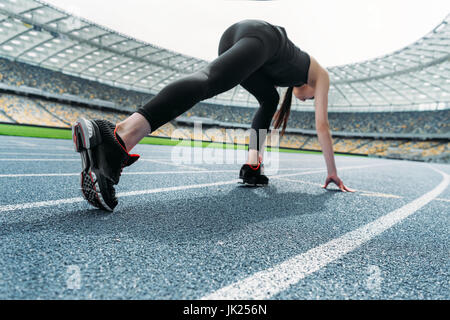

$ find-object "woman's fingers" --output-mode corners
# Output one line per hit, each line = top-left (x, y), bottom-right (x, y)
(344, 185), (356, 192)
(322, 178), (330, 188)
(339, 180), (355, 193)
(322, 176), (356, 193)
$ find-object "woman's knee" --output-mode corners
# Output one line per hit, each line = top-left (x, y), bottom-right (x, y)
(197, 66), (232, 99)
(185, 69), (212, 100)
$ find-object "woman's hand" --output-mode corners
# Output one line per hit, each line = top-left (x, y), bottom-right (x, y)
(322, 174), (355, 192)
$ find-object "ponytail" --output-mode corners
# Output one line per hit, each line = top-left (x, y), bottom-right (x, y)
(273, 86), (293, 136)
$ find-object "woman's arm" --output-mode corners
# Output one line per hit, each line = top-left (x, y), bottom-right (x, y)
(314, 69), (355, 192)
(314, 69), (335, 174)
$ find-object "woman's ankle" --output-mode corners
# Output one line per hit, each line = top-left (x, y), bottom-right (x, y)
(247, 149), (260, 166)
(115, 113), (151, 152)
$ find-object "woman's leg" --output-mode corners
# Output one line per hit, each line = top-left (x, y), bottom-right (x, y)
(240, 70), (280, 165)
(117, 36), (273, 151)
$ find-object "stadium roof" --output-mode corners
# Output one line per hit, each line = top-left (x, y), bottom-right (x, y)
(0, 0), (449, 112)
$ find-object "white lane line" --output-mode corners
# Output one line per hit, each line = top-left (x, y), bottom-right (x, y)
(0, 163), (393, 212)
(140, 158), (207, 171)
(0, 159), (79, 161)
(0, 146), (72, 150)
(0, 157), (213, 162)
(0, 164), (378, 179)
(0, 155), (177, 160)
(0, 152), (75, 157)
(436, 198), (450, 203)
(0, 197), (85, 213)
(274, 177), (402, 199)
(0, 167), (321, 178)
(271, 163), (391, 179)
(351, 191), (402, 199)
(133, 150), (187, 153)
(201, 166), (449, 300)
(0, 170), (235, 178)
(15, 141), (37, 147)
(116, 180), (239, 198)
(0, 139), (37, 147)
(0, 167), (326, 178)
(0, 179), (240, 212)
(0, 142), (37, 147)
(0, 173), (79, 177)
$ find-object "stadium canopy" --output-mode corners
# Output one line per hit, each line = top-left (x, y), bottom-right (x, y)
(0, 0), (449, 112)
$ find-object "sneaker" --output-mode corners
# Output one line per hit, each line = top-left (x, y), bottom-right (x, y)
(72, 118), (140, 211)
(239, 162), (269, 186)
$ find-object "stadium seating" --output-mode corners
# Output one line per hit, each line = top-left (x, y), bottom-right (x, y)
(0, 94), (66, 127)
(0, 57), (448, 163)
(150, 122), (178, 138)
(187, 102), (449, 135)
(1, 58), (449, 136)
(0, 93), (130, 127)
(0, 58), (152, 110)
(0, 110), (13, 123)
(38, 100), (128, 125)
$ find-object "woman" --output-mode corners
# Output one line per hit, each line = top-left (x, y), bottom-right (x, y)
(72, 19), (354, 211)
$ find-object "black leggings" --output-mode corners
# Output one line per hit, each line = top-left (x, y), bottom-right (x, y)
(136, 27), (280, 151)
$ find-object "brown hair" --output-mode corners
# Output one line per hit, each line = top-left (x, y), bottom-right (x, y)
(272, 86), (293, 136)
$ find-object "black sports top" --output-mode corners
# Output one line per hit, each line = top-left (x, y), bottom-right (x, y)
(261, 21), (311, 87)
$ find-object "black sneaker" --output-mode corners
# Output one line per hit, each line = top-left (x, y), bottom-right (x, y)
(72, 118), (140, 211)
(239, 162), (269, 186)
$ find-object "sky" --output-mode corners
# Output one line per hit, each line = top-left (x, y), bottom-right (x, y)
(44, 0), (450, 67)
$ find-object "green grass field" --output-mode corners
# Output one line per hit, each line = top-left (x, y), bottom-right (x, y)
(0, 123), (363, 157)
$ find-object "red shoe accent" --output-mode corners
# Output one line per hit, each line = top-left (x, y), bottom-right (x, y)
(113, 126), (140, 164)
(246, 161), (261, 171)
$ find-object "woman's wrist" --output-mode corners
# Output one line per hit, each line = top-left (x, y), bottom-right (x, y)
(326, 161), (337, 176)
(328, 170), (337, 177)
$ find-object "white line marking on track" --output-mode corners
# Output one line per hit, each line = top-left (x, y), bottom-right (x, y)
(0, 157), (230, 163)
(271, 163), (391, 179)
(0, 152), (75, 157)
(274, 177), (402, 199)
(0, 159), (79, 161)
(0, 173), (79, 177)
(0, 141), (37, 147)
(0, 179), (239, 212)
(116, 180), (239, 198)
(140, 158), (207, 171)
(0, 163), (393, 212)
(0, 146), (72, 150)
(0, 167), (324, 178)
(0, 156), (175, 160)
(0, 171), (234, 178)
(201, 166), (449, 300)
(358, 192), (402, 199)
(0, 197), (85, 213)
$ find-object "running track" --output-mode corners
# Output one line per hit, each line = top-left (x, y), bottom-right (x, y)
(0, 135), (448, 299)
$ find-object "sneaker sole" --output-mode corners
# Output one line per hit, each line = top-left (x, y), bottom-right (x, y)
(72, 119), (114, 212)
(239, 176), (269, 187)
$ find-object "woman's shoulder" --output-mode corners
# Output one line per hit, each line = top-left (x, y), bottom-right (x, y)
(307, 56), (328, 86)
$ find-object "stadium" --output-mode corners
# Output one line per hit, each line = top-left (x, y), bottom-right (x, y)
(0, 0), (448, 303)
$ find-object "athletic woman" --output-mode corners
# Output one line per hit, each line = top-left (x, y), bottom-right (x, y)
(72, 19), (355, 211)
